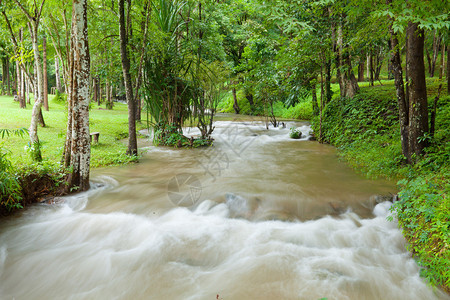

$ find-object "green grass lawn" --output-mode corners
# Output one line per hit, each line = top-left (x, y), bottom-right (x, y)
(0, 95), (147, 168)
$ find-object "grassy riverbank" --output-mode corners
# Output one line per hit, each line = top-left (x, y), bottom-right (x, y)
(0, 95), (147, 168)
(312, 79), (449, 292)
(0, 95), (148, 213)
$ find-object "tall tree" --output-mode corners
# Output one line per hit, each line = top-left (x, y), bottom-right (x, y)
(386, 0), (409, 162)
(7, 0), (47, 161)
(65, 0), (91, 191)
(43, 35), (48, 110)
(406, 22), (428, 160)
(118, 0), (137, 156)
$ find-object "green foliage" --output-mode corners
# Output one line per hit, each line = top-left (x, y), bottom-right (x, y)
(281, 100), (313, 120)
(52, 90), (67, 104)
(0, 127), (28, 139)
(391, 174), (449, 289)
(313, 80), (450, 291)
(217, 89), (253, 115)
(0, 146), (22, 211)
(25, 141), (42, 162)
(289, 127), (302, 139)
(152, 122), (212, 148)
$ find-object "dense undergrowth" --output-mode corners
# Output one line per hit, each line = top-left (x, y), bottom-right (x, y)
(217, 89), (314, 120)
(312, 79), (449, 292)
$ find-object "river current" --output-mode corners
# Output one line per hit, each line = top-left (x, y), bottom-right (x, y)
(0, 119), (448, 300)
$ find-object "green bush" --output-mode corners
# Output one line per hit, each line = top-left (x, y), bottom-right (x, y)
(0, 146), (22, 211)
(312, 80), (449, 291)
(391, 174), (450, 289)
(282, 100), (313, 120)
(289, 127), (302, 139)
(52, 90), (67, 103)
(217, 89), (253, 115)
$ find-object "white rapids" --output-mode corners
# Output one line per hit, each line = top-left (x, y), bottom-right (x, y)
(0, 120), (448, 300)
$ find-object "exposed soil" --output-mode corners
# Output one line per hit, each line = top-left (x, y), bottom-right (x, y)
(1, 173), (68, 217)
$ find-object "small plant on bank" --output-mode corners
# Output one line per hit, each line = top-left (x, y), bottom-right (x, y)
(0, 147), (23, 211)
(289, 127), (302, 139)
(153, 122), (213, 148)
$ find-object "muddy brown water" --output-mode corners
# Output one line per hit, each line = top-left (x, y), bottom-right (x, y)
(0, 120), (448, 300)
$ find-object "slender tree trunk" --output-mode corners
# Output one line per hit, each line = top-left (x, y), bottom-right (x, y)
(387, 0), (409, 162)
(319, 63), (324, 143)
(21, 63), (25, 107)
(29, 20), (45, 161)
(406, 22), (428, 160)
(55, 57), (62, 92)
(312, 81), (318, 116)
(366, 56), (370, 79)
(369, 53), (374, 86)
(246, 93), (254, 108)
(358, 56), (365, 82)
(119, 0), (137, 156)
(66, 0), (91, 192)
(325, 60), (332, 104)
(430, 31), (439, 77)
(425, 47), (432, 75)
(439, 44), (445, 79)
(92, 77), (97, 104)
(447, 44), (450, 95)
(336, 15), (359, 98)
(43, 36), (48, 110)
(25, 75), (30, 104)
(18, 28), (26, 107)
(6, 57), (11, 95)
(15, 60), (20, 101)
(1, 59), (5, 95)
(374, 50), (383, 81)
(106, 81), (111, 108)
(232, 86), (240, 114)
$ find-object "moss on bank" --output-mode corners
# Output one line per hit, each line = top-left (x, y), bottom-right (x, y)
(312, 79), (449, 292)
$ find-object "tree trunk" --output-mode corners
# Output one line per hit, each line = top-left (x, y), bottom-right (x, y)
(21, 64), (26, 107)
(366, 56), (370, 79)
(106, 81), (112, 109)
(246, 93), (254, 108)
(119, 0), (137, 156)
(15, 60), (21, 102)
(425, 47), (432, 75)
(43, 36), (49, 110)
(18, 28), (26, 107)
(358, 56), (364, 82)
(430, 30), (439, 77)
(66, 0), (91, 192)
(336, 16), (359, 98)
(6, 57), (11, 96)
(439, 44), (445, 79)
(55, 57), (62, 92)
(28, 21), (45, 161)
(25, 75), (30, 104)
(387, 0), (409, 162)
(312, 81), (318, 116)
(1, 60), (4, 95)
(325, 60), (332, 104)
(369, 53), (374, 86)
(374, 50), (383, 81)
(447, 44), (450, 95)
(406, 22), (428, 160)
(232, 87), (240, 114)
(92, 77), (97, 104)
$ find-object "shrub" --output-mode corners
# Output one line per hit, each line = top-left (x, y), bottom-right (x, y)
(0, 146), (23, 211)
(289, 127), (302, 139)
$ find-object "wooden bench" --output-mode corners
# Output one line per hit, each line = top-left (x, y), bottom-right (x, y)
(90, 132), (100, 144)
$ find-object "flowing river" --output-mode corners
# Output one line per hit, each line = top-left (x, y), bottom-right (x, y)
(1, 119), (448, 300)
